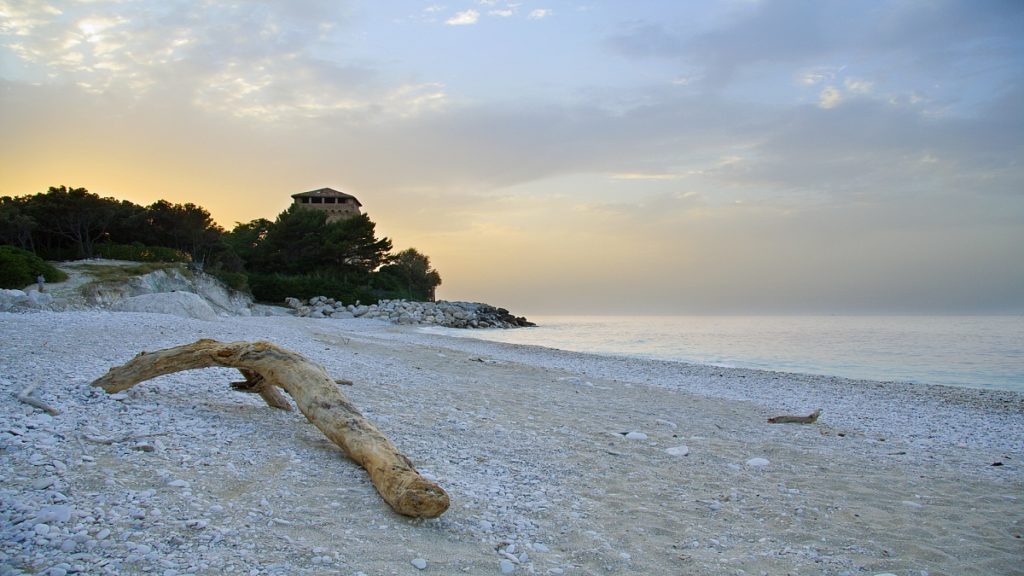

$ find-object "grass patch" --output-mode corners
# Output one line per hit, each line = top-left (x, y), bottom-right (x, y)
(76, 262), (184, 284)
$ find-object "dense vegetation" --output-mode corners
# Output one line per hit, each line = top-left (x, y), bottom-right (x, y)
(0, 245), (67, 289)
(0, 186), (442, 302)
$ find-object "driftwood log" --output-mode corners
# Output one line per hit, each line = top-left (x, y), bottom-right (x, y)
(90, 339), (449, 519)
(767, 408), (822, 425)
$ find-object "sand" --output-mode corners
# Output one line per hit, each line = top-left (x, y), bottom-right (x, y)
(1, 310), (1022, 576)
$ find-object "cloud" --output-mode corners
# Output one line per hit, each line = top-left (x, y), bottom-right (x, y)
(0, 1), (456, 120)
(817, 85), (842, 108)
(607, 0), (1024, 108)
(843, 77), (872, 94)
(2, 0), (1022, 313)
(445, 9), (480, 26)
(528, 9), (552, 20)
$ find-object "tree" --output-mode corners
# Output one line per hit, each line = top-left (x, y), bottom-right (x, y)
(320, 213), (394, 277)
(0, 196), (37, 252)
(244, 207), (393, 278)
(26, 186), (120, 258)
(376, 248), (442, 301)
(248, 206), (330, 274)
(143, 200), (224, 264)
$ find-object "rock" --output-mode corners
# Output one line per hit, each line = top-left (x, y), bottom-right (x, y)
(411, 558), (427, 570)
(0, 288), (29, 310)
(36, 505), (74, 524)
(499, 559), (516, 574)
(665, 445), (689, 457)
(112, 292), (219, 321)
(26, 290), (54, 308)
(80, 264), (253, 314)
(32, 477), (56, 490)
(283, 296), (533, 329)
(745, 457), (770, 467)
(624, 432), (648, 440)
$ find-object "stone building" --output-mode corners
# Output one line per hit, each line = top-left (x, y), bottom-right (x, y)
(291, 188), (362, 222)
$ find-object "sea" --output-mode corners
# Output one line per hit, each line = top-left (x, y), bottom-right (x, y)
(424, 315), (1024, 393)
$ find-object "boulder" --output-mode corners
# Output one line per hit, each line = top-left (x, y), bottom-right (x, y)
(111, 291), (220, 321)
(26, 290), (54, 308)
(0, 289), (29, 311)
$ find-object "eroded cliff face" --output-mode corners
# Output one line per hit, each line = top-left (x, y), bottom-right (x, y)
(81, 267), (253, 316)
(3, 260), (260, 318)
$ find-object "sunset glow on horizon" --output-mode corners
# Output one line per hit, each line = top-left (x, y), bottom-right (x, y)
(2, 1), (1022, 314)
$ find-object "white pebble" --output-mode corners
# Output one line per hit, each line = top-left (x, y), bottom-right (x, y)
(624, 431), (648, 440)
(746, 457), (770, 467)
(411, 558), (427, 570)
(167, 479), (189, 488)
(37, 504), (74, 524)
(665, 445), (689, 457)
(95, 528), (111, 540)
(34, 523), (51, 535)
(500, 559), (515, 573)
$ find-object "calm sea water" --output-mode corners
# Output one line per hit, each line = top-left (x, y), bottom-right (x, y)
(427, 316), (1024, 392)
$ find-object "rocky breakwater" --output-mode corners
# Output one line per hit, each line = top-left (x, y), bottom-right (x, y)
(285, 296), (535, 329)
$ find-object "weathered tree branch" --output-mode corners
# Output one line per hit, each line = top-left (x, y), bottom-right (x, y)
(767, 408), (822, 425)
(15, 381), (61, 416)
(90, 339), (449, 518)
(229, 368), (293, 410)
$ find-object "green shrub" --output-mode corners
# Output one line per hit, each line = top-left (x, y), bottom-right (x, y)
(0, 246), (67, 289)
(94, 243), (191, 263)
(212, 270), (249, 292)
(247, 273), (377, 304)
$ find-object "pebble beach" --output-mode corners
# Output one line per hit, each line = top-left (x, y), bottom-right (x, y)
(2, 310), (1022, 575)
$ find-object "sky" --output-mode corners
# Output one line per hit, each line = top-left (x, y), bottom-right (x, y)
(1, 0), (1022, 314)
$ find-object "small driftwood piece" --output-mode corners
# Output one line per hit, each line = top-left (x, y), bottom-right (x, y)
(16, 382), (61, 416)
(90, 339), (449, 519)
(767, 408), (822, 425)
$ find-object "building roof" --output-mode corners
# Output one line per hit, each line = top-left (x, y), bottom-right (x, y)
(291, 188), (362, 206)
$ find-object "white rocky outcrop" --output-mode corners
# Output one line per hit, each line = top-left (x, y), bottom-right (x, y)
(111, 292), (221, 321)
(0, 289), (29, 311)
(1, 289), (53, 311)
(82, 267), (253, 316)
(4, 261), (267, 318)
(284, 297), (534, 329)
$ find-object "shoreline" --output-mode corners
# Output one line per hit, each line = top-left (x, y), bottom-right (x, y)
(421, 314), (1024, 393)
(397, 321), (1024, 458)
(2, 310), (1022, 575)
